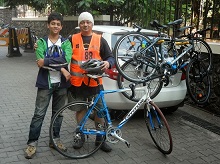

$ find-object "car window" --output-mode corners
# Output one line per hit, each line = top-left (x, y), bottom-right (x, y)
(93, 31), (103, 35)
(112, 34), (122, 48)
(74, 27), (124, 51)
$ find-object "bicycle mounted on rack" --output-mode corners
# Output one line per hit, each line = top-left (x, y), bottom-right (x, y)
(113, 18), (212, 105)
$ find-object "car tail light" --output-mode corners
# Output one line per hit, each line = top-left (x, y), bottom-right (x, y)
(181, 72), (186, 80)
(105, 66), (119, 80)
(181, 67), (187, 80)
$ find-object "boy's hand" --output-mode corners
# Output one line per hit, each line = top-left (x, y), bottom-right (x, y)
(34, 43), (38, 50)
(61, 68), (71, 81)
(36, 59), (44, 67)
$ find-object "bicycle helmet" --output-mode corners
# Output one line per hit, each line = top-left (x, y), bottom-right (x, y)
(80, 59), (104, 75)
(45, 45), (64, 58)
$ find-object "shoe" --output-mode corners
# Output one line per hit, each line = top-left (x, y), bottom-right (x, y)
(99, 142), (112, 152)
(24, 145), (36, 159)
(95, 136), (112, 152)
(49, 138), (67, 152)
(73, 133), (85, 149)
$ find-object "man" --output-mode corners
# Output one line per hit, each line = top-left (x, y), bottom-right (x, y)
(68, 11), (115, 152)
(25, 12), (72, 159)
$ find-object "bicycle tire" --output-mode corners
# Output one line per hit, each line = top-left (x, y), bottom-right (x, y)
(49, 101), (107, 159)
(191, 38), (213, 72)
(113, 32), (159, 82)
(117, 59), (163, 102)
(144, 101), (173, 154)
(186, 58), (211, 105)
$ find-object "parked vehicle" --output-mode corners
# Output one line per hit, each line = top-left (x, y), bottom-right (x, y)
(74, 25), (187, 112)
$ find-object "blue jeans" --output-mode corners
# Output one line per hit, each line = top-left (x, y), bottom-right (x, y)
(27, 83), (67, 145)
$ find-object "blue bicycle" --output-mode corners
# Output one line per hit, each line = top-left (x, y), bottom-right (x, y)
(49, 73), (173, 159)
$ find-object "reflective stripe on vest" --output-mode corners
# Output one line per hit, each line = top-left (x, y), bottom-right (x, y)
(70, 33), (103, 87)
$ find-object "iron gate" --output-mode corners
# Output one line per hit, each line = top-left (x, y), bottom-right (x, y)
(119, 0), (220, 39)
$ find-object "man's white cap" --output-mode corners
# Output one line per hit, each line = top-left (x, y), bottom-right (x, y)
(78, 12), (94, 25)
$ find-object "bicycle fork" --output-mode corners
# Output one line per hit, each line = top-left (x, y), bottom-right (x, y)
(146, 104), (162, 129)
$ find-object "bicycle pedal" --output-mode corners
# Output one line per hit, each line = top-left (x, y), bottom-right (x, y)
(125, 141), (130, 148)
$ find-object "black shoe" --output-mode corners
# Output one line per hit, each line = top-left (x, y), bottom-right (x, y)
(73, 133), (85, 149)
(95, 135), (112, 152)
(99, 142), (112, 152)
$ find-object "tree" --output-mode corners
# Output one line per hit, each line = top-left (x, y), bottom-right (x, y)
(4, 0), (219, 31)
(5, 0), (46, 11)
(5, 0), (125, 24)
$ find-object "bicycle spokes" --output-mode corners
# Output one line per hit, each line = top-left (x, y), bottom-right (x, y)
(186, 59), (211, 105)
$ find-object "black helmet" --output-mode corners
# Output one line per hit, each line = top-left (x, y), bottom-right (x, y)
(80, 59), (104, 75)
(46, 45), (64, 58)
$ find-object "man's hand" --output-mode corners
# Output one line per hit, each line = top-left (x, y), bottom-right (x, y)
(101, 61), (110, 70)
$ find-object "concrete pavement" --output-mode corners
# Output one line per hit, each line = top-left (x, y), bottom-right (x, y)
(0, 47), (220, 164)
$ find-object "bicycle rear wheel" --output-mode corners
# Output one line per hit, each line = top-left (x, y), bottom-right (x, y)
(117, 59), (163, 102)
(113, 32), (158, 82)
(144, 102), (173, 154)
(192, 38), (212, 72)
(186, 58), (211, 105)
(49, 101), (107, 159)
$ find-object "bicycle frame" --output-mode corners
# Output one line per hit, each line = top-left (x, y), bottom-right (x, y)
(168, 40), (193, 69)
(141, 36), (195, 75)
(78, 85), (150, 135)
(119, 34), (193, 78)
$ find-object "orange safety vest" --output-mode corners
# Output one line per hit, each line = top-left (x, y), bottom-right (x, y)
(70, 33), (103, 87)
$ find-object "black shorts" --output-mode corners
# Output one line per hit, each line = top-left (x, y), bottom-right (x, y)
(68, 86), (103, 111)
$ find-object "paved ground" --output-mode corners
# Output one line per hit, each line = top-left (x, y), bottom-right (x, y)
(0, 47), (220, 164)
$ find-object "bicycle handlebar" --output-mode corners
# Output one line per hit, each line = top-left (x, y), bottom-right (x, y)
(194, 28), (210, 36)
(132, 24), (142, 32)
(84, 72), (168, 100)
(178, 28), (210, 39)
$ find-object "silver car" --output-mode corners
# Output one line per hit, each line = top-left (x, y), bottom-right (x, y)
(76, 25), (187, 112)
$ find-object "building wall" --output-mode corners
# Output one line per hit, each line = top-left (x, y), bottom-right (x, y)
(11, 15), (116, 38)
(0, 7), (14, 26)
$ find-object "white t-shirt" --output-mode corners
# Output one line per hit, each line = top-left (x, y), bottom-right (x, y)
(47, 38), (62, 84)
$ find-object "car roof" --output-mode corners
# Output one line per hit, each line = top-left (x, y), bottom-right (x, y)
(75, 25), (159, 36)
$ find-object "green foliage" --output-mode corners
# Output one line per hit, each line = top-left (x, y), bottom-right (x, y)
(5, 0), (47, 11)
(0, 0), (4, 6)
(3, 0), (219, 30)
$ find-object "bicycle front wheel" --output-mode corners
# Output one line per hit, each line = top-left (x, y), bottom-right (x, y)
(186, 58), (211, 105)
(117, 59), (163, 102)
(49, 101), (107, 159)
(113, 32), (158, 82)
(144, 102), (173, 154)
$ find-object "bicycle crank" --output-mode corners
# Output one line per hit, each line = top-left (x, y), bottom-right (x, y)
(106, 127), (130, 148)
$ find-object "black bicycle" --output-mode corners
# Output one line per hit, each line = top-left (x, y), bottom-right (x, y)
(114, 19), (212, 105)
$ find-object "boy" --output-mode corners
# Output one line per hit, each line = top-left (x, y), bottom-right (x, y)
(24, 12), (72, 159)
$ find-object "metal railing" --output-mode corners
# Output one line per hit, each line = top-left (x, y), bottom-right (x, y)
(119, 0), (220, 40)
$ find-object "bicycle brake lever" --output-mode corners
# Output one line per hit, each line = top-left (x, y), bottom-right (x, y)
(129, 83), (136, 99)
(162, 75), (169, 87)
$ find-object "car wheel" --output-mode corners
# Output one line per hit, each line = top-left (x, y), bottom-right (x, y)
(161, 106), (178, 114)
